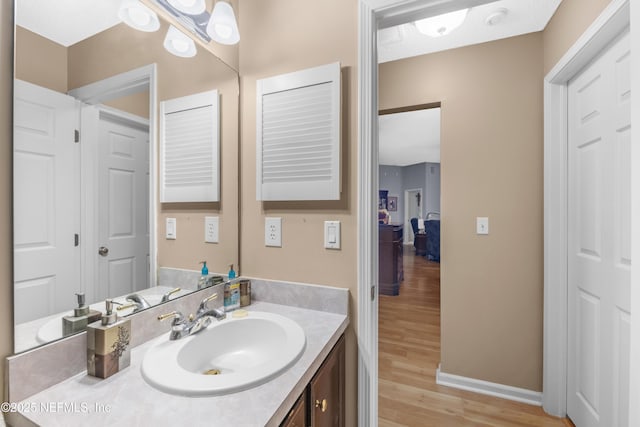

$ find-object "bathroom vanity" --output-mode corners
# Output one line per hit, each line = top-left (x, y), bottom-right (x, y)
(6, 279), (349, 427)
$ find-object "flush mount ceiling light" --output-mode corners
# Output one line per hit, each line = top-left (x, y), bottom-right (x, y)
(118, 0), (160, 32)
(167, 0), (206, 15)
(164, 25), (197, 57)
(415, 8), (469, 38)
(485, 8), (509, 26)
(206, 1), (240, 45)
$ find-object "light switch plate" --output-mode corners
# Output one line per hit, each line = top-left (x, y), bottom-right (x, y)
(265, 217), (282, 247)
(476, 217), (489, 235)
(324, 220), (341, 249)
(166, 218), (177, 240)
(204, 216), (219, 243)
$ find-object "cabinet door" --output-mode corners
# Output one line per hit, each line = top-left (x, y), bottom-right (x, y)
(310, 335), (345, 427)
(281, 392), (307, 427)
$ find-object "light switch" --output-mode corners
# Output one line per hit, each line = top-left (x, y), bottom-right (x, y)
(476, 217), (489, 235)
(324, 221), (341, 249)
(166, 218), (177, 239)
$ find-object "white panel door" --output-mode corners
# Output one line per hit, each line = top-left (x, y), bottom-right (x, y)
(97, 113), (149, 300)
(13, 80), (80, 323)
(567, 30), (631, 427)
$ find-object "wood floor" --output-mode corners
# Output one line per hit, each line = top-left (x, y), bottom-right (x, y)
(378, 249), (574, 427)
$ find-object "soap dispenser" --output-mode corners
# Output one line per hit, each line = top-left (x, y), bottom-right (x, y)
(198, 261), (209, 289)
(62, 293), (102, 336)
(224, 264), (240, 312)
(87, 299), (131, 379)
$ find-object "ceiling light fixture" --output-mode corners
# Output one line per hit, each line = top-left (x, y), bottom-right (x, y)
(206, 1), (240, 45)
(118, 0), (160, 32)
(485, 8), (509, 26)
(164, 25), (197, 57)
(415, 8), (469, 38)
(167, 0), (206, 16)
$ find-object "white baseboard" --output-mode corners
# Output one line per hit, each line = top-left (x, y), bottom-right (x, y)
(436, 364), (543, 406)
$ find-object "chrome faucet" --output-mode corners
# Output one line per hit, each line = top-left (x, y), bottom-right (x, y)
(161, 287), (181, 303)
(117, 293), (151, 313)
(157, 293), (225, 340)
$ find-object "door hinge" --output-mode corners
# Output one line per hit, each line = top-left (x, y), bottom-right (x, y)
(74, 233), (79, 247)
(371, 285), (376, 301)
(74, 129), (80, 143)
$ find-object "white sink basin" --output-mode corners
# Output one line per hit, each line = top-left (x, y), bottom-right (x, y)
(141, 311), (306, 396)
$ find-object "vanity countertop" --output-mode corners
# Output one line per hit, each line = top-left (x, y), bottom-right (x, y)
(13, 301), (348, 427)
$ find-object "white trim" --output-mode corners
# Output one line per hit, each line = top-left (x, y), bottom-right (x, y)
(72, 64), (158, 292)
(436, 365), (543, 407)
(542, 0), (629, 417)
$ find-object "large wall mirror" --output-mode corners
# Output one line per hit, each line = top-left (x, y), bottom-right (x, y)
(13, 0), (239, 353)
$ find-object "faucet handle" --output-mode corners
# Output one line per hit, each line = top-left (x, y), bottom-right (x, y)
(161, 287), (181, 303)
(117, 302), (137, 311)
(199, 293), (218, 310)
(158, 311), (183, 322)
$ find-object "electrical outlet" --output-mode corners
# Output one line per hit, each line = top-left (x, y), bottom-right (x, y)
(265, 217), (282, 247)
(166, 218), (177, 240)
(205, 216), (219, 243)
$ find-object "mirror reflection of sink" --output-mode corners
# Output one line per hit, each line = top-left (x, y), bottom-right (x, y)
(141, 311), (306, 396)
(35, 286), (186, 344)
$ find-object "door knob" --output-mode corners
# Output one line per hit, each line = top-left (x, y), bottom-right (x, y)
(315, 398), (328, 412)
(98, 246), (109, 256)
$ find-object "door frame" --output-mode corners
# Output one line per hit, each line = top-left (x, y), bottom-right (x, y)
(543, 0), (629, 417)
(357, 1), (495, 425)
(68, 64), (158, 304)
(403, 188), (422, 244)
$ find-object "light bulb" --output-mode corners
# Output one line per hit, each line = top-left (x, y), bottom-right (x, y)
(118, 0), (160, 32)
(129, 8), (151, 27)
(168, 0), (206, 15)
(206, 1), (240, 45)
(163, 25), (197, 58)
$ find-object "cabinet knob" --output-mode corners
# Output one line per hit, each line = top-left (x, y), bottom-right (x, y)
(315, 398), (328, 412)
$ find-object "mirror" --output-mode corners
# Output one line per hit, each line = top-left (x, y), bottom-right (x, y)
(13, 0), (239, 353)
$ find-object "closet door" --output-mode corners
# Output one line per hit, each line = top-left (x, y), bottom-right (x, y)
(567, 30), (630, 427)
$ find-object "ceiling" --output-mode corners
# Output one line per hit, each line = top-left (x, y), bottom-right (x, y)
(378, 0), (562, 167)
(379, 108), (441, 167)
(15, 0), (122, 47)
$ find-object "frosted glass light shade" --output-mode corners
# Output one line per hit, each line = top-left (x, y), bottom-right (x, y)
(118, 0), (160, 32)
(206, 1), (240, 45)
(164, 25), (197, 58)
(415, 8), (469, 37)
(168, 0), (206, 15)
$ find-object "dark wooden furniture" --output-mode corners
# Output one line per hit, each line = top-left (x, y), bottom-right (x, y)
(414, 233), (427, 256)
(379, 224), (404, 295)
(281, 335), (345, 427)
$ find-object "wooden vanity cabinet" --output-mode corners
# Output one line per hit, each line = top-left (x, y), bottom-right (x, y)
(280, 334), (345, 427)
(281, 393), (306, 427)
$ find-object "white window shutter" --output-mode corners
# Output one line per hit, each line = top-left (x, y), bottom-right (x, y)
(256, 62), (341, 201)
(160, 90), (219, 202)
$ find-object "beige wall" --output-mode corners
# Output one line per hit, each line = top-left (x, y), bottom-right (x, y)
(0, 0), (12, 403)
(543, 0), (613, 74)
(238, 0), (358, 424)
(380, 33), (545, 391)
(15, 27), (67, 93)
(104, 91), (150, 118)
(66, 21), (240, 275)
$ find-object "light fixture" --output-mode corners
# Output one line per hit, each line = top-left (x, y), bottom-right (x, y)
(164, 25), (197, 57)
(485, 8), (508, 26)
(167, 0), (206, 16)
(118, 0), (160, 32)
(206, 1), (240, 45)
(415, 8), (469, 38)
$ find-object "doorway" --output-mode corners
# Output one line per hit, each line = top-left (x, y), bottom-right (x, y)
(404, 188), (422, 244)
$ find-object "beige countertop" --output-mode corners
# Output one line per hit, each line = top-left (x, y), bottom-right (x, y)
(12, 301), (348, 427)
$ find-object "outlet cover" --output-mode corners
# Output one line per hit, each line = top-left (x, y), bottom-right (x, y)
(265, 217), (282, 247)
(205, 216), (219, 243)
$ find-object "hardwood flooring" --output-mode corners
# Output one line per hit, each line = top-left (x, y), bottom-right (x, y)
(378, 249), (574, 427)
